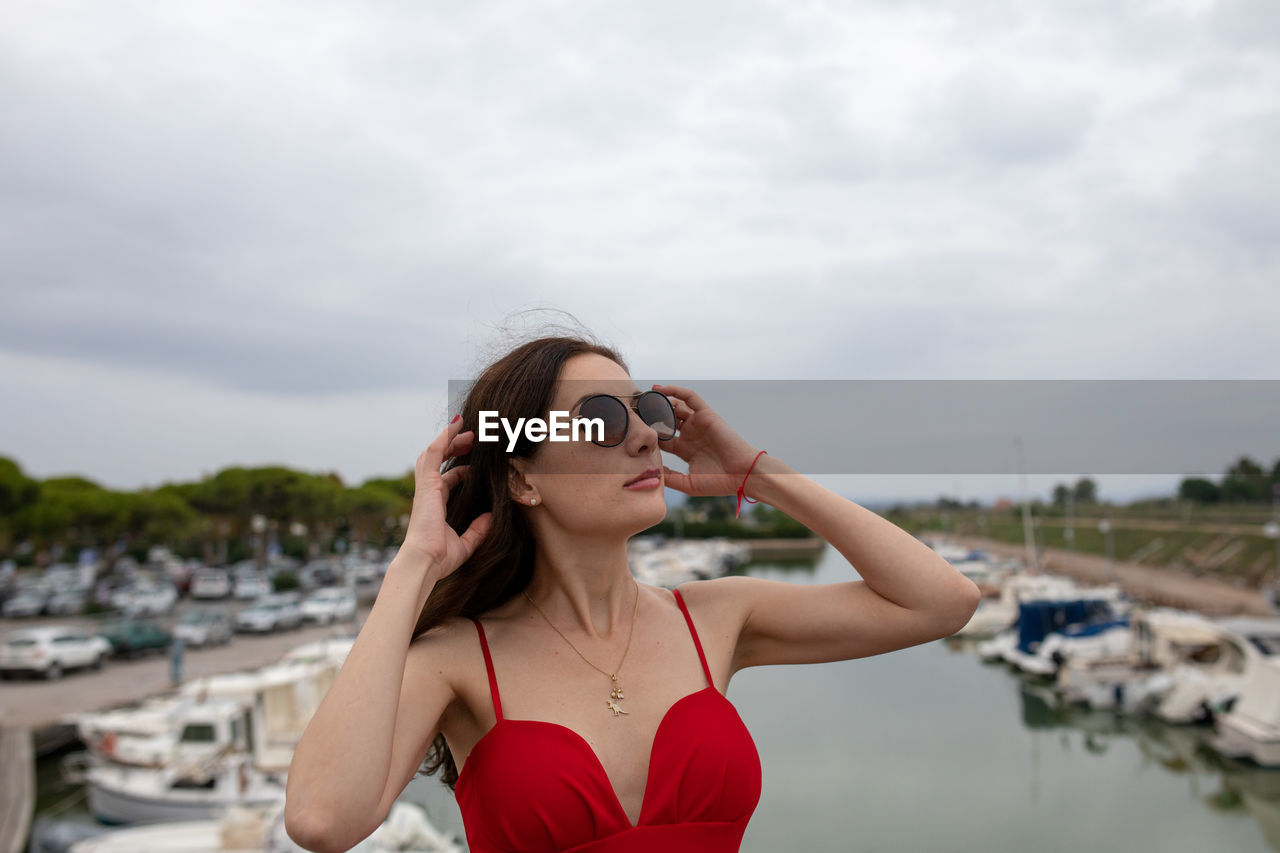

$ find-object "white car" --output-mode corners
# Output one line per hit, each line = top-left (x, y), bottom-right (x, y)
(173, 610), (233, 647)
(234, 571), (272, 600)
(114, 583), (178, 617)
(235, 596), (302, 633)
(301, 588), (357, 624)
(190, 569), (232, 600)
(2, 588), (48, 618)
(1, 626), (112, 679)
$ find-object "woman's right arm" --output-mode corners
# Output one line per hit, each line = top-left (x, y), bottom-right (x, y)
(284, 419), (492, 853)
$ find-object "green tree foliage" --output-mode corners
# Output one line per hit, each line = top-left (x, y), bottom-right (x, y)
(1222, 456), (1273, 503)
(0, 456), (40, 515)
(1179, 477), (1221, 503)
(1072, 477), (1097, 504)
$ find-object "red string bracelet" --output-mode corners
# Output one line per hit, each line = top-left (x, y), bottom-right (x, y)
(735, 450), (768, 519)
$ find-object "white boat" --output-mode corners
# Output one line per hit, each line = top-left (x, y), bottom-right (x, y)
(84, 698), (286, 824)
(1156, 617), (1280, 725)
(974, 575), (1128, 663)
(960, 574), (1078, 640)
(71, 642), (349, 769)
(69, 800), (463, 853)
(1209, 619), (1280, 764)
(74, 639), (355, 824)
(1054, 608), (1223, 713)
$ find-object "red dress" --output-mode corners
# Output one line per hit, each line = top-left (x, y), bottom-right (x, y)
(456, 589), (762, 852)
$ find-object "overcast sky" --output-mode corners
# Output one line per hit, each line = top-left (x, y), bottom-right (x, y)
(2, 1), (1278, 506)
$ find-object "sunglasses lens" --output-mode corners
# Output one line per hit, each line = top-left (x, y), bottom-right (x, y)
(637, 391), (677, 439)
(577, 395), (628, 446)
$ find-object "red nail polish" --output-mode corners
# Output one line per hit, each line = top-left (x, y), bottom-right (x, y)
(451, 414), (461, 424)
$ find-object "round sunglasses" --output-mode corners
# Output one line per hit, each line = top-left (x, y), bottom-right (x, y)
(574, 391), (678, 447)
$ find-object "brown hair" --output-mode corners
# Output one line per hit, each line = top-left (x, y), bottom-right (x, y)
(413, 333), (628, 788)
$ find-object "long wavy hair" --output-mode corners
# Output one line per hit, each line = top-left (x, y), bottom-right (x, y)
(413, 333), (628, 788)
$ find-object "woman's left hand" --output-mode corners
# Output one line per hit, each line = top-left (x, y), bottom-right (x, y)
(652, 383), (764, 498)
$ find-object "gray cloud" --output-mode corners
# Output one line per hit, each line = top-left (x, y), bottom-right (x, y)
(1, 1), (1277, 496)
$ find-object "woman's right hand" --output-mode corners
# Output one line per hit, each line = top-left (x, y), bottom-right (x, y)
(397, 415), (493, 584)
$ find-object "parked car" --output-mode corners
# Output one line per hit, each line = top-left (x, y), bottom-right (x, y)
(110, 582), (178, 617)
(300, 561), (341, 589)
(1, 626), (112, 679)
(190, 568), (232, 600)
(173, 609), (233, 647)
(235, 595), (302, 633)
(97, 619), (173, 658)
(44, 585), (90, 616)
(301, 587), (357, 624)
(234, 571), (272, 601)
(2, 588), (49, 618)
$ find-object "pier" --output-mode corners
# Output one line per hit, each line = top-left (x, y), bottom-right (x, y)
(951, 534), (1272, 617)
(0, 727), (33, 853)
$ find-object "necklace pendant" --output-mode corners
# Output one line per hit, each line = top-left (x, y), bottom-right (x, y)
(610, 674), (624, 701)
(607, 699), (629, 717)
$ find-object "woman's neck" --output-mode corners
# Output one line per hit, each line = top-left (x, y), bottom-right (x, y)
(524, 540), (637, 639)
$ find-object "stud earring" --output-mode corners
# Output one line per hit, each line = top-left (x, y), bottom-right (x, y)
(530, 498), (539, 505)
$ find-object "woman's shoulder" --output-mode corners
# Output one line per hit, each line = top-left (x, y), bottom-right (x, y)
(671, 575), (759, 632)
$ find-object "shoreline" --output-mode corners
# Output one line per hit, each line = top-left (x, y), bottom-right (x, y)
(948, 534), (1274, 617)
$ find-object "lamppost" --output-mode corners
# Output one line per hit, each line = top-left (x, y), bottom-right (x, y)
(251, 514), (267, 571)
(1064, 490), (1075, 553)
(1098, 517), (1115, 583)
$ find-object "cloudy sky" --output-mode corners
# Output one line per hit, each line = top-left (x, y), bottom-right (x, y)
(2, 1), (1278, 506)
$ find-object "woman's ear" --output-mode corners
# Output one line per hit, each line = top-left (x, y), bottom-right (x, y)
(507, 458), (541, 507)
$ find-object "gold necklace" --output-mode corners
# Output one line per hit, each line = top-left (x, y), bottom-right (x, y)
(524, 583), (640, 717)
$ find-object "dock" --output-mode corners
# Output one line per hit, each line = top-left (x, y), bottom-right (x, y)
(0, 727), (34, 853)
(950, 534), (1272, 617)
(746, 537), (826, 561)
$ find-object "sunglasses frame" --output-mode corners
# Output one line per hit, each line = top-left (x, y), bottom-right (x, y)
(572, 390), (678, 448)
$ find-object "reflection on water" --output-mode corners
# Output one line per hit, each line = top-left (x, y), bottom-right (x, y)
(33, 547), (1280, 851)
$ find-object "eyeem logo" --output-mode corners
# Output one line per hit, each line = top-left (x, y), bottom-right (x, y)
(477, 411), (604, 452)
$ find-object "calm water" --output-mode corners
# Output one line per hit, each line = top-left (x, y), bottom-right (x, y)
(402, 548), (1280, 852)
(34, 547), (1280, 851)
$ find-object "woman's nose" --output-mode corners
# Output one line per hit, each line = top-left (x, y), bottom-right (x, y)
(626, 406), (658, 452)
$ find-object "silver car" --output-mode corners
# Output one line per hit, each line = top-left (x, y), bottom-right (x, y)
(173, 609), (233, 647)
(1, 626), (112, 679)
(235, 595), (302, 633)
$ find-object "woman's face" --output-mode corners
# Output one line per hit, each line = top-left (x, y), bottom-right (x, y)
(509, 352), (668, 538)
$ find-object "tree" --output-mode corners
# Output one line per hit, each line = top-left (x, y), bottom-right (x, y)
(1222, 456), (1269, 503)
(1179, 477), (1221, 504)
(1072, 478), (1097, 504)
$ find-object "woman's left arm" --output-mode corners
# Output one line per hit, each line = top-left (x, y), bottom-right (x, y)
(654, 383), (981, 671)
(721, 453), (982, 670)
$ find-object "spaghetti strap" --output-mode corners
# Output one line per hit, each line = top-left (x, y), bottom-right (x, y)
(671, 588), (715, 689)
(470, 618), (503, 721)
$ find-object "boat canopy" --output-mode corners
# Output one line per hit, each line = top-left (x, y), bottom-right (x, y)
(1017, 599), (1118, 654)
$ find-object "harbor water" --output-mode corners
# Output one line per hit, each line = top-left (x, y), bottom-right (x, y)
(35, 545), (1280, 851)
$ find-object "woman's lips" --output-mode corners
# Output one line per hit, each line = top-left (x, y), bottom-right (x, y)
(623, 469), (661, 489)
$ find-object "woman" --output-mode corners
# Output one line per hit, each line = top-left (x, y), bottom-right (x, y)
(285, 335), (980, 853)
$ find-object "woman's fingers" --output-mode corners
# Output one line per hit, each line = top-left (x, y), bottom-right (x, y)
(420, 416), (467, 475)
(660, 465), (692, 494)
(444, 429), (476, 461)
(457, 511), (494, 558)
(653, 383), (708, 413)
(439, 463), (471, 499)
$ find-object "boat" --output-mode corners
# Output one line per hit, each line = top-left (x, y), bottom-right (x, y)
(1054, 608), (1224, 714)
(83, 698), (287, 824)
(65, 800), (463, 853)
(1208, 618), (1280, 764)
(70, 638), (355, 824)
(70, 640), (350, 769)
(1155, 617), (1280, 725)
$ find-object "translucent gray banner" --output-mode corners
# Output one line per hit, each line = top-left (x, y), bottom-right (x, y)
(447, 379), (1278, 475)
